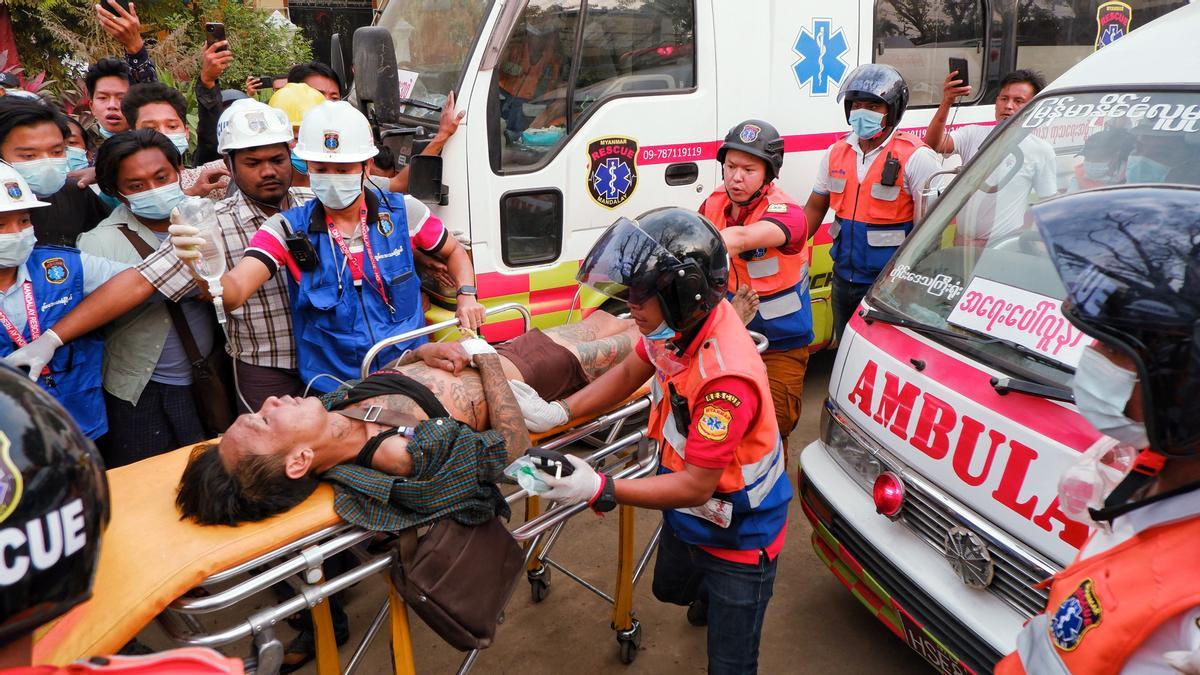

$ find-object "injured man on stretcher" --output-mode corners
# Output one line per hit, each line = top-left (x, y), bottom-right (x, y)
(177, 311), (638, 526)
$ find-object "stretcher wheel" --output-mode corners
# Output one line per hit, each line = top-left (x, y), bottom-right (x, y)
(528, 567), (551, 603)
(616, 619), (641, 665)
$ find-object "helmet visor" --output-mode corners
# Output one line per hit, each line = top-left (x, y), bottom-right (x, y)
(576, 217), (685, 304)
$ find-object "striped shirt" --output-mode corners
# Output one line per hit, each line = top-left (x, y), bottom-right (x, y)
(136, 187), (313, 370)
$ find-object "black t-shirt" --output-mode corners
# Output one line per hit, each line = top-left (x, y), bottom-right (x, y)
(32, 184), (110, 247)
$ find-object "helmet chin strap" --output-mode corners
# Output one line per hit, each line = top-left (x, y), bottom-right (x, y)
(726, 177), (771, 207)
(1088, 449), (1167, 522)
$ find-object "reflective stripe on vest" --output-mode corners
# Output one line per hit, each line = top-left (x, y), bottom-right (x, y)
(1011, 614), (1070, 675)
(743, 436), (786, 508)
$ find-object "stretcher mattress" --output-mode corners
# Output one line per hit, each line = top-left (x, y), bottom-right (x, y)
(33, 444), (340, 665)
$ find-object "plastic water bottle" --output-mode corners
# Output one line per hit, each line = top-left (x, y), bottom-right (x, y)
(172, 197), (228, 325)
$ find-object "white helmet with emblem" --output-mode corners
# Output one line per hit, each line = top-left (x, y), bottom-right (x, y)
(217, 99), (294, 154)
(293, 100), (378, 163)
(0, 162), (50, 213)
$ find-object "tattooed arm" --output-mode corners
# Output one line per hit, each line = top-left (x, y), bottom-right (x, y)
(572, 332), (636, 381)
(474, 352), (531, 459)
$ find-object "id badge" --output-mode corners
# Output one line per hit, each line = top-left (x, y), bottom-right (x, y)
(679, 497), (734, 529)
(867, 229), (906, 248)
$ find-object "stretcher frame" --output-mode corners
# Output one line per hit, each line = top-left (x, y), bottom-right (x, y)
(147, 305), (766, 674)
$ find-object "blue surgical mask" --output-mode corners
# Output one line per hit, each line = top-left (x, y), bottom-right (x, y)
(167, 132), (190, 157)
(12, 157), (68, 197)
(1125, 154), (1171, 184)
(96, 125), (115, 140)
(849, 108), (886, 140)
(645, 321), (675, 341)
(0, 228), (35, 268)
(123, 182), (186, 221)
(1082, 160), (1113, 181)
(291, 152), (308, 175)
(310, 172), (363, 210)
(65, 146), (90, 172)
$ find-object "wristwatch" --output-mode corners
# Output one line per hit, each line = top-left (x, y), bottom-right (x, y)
(456, 285), (477, 296)
(590, 474), (618, 513)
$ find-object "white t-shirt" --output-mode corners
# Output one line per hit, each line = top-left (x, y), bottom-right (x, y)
(812, 130), (943, 201)
(1078, 488), (1200, 674)
(956, 133), (1057, 242)
(948, 124), (996, 164)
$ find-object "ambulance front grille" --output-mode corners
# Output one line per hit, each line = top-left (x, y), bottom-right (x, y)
(897, 483), (1052, 618)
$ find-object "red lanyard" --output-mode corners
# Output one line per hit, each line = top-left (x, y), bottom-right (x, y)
(0, 281), (51, 379)
(326, 206), (392, 311)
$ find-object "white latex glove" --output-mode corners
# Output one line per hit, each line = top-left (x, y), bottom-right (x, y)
(3, 330), (62, 381)
(167, 218), (205, 262)
(509, 380), (570, 432)
(541, 455), (602, 506)
(459, 337), (495, 366)
(1166, 649), (1200, 674)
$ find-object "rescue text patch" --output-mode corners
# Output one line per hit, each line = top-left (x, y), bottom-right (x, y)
(697, 405), (732, 442)
(766, 203), (789, 213)
(704, 391), (742, 407)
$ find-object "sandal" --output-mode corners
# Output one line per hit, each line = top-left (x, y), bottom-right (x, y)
(279, 628), (350, 674)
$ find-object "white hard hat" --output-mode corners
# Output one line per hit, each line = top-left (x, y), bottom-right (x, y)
(0, 162), (49, 213)
(217, 99), (294, 154)
(293, 100), (378, 163)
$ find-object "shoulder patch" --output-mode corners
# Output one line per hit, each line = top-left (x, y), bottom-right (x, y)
(704, 391), (742, 407)
(377, 211), (395, 237)
(1050, 578), (1103, 651)
(42, 257), (68, 284)
(697, 404), (732, 442)
(766, 203), (789, 214)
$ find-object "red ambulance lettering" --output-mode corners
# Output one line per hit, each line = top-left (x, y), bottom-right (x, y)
(846, 360), (1088, 549)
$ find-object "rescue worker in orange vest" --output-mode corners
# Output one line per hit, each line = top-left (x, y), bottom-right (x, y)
(701, 119), (811, 458)
(0, 364), (243, 674)
(803, 64), (942, 341)
(523, 208), (792, 675)
(995, 185), (1200, 674)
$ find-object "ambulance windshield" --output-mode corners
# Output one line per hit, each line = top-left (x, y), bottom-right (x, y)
(871, 90), (1200, 386)
(374, 0), (491, 120)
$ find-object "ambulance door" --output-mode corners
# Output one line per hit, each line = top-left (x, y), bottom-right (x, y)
(463, 0), (717, 332)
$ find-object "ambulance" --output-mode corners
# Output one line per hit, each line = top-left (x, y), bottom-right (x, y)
(352, 0), (1184, 342)
(798, 4), (1200, 673)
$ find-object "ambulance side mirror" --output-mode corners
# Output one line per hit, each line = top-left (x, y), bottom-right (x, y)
(353, 26), (401, 125)
(409, 155), (448, 206)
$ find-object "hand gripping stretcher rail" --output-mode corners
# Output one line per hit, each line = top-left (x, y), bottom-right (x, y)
(31, 302), (768, 674)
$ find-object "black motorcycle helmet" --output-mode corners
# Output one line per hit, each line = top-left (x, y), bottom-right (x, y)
(837, 64), (909, 129)
(577, 207), (729, 332)
(0, 363), (109, 646)
(1034, 186), (1200, 517)
(717, 119), (785, 183)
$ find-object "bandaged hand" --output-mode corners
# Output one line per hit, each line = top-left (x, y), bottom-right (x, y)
(168, 214), (205, 262)
(3, 330), (62, 381)
(509, 380), (570, 432)
(459, 337), (496, 367)
(541, 455), (602, 507)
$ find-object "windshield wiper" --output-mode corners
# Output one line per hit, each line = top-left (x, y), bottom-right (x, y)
(398, 97), (442, 112)
(860, 305), (1075, 402)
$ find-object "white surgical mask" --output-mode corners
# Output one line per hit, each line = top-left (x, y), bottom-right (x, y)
(1056, 438), (1138, 527)
(12, 157), (68, 197)
(310, 172), (364, 210)
(0, 228), (35, 268)
(1071, 346), (1150, 449)
(166, 132), (190, 157)
(123, 182), (186, 221)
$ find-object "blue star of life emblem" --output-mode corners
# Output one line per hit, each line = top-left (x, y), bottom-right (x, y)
(593, 158), (633, 200)
(791, 18), (849, 96)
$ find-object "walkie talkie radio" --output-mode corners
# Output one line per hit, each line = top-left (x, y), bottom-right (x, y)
(880, 152), (901, 187)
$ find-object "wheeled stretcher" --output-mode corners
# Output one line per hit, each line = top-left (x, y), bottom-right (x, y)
(32, 303), (766, 674)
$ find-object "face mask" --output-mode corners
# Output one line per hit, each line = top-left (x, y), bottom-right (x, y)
(1082, 160), (1113, 181)
(0, 228), (35, 268)
(96, 125), (115, 140)
(13, 157), (68, 197)
(290, 152), (308, 176)
(645, 321), (675, 341)
(1071, 346), (1150, 448)
(1125, 154), (1171, 184)
(310, 171), (363, 210)
(166, 132), (190, 157)
(643, 334), (688, 376)
(1056, 438), (1139, 526)
(65, 146), (90, 172)
(849, 108), (886, 140)
(123, 182), (186, 221)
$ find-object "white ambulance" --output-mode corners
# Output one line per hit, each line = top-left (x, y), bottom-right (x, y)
(799, 4), (1200, 673)
(357, 0), (1183, 343)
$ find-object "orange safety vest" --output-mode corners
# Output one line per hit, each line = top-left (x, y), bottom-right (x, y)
(826, 131), (924, 284)
(13, 648), (244, 673)
(995, 514), (1200, 675)
(647, 300), (791, 550)
(498, 42), (561, 101)
(701, 184), (808, 296)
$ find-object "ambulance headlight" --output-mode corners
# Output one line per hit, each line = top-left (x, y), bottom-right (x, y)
(821, 402), (881, 491)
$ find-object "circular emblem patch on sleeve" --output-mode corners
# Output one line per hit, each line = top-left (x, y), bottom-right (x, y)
(1050, 578), (1103, 651)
